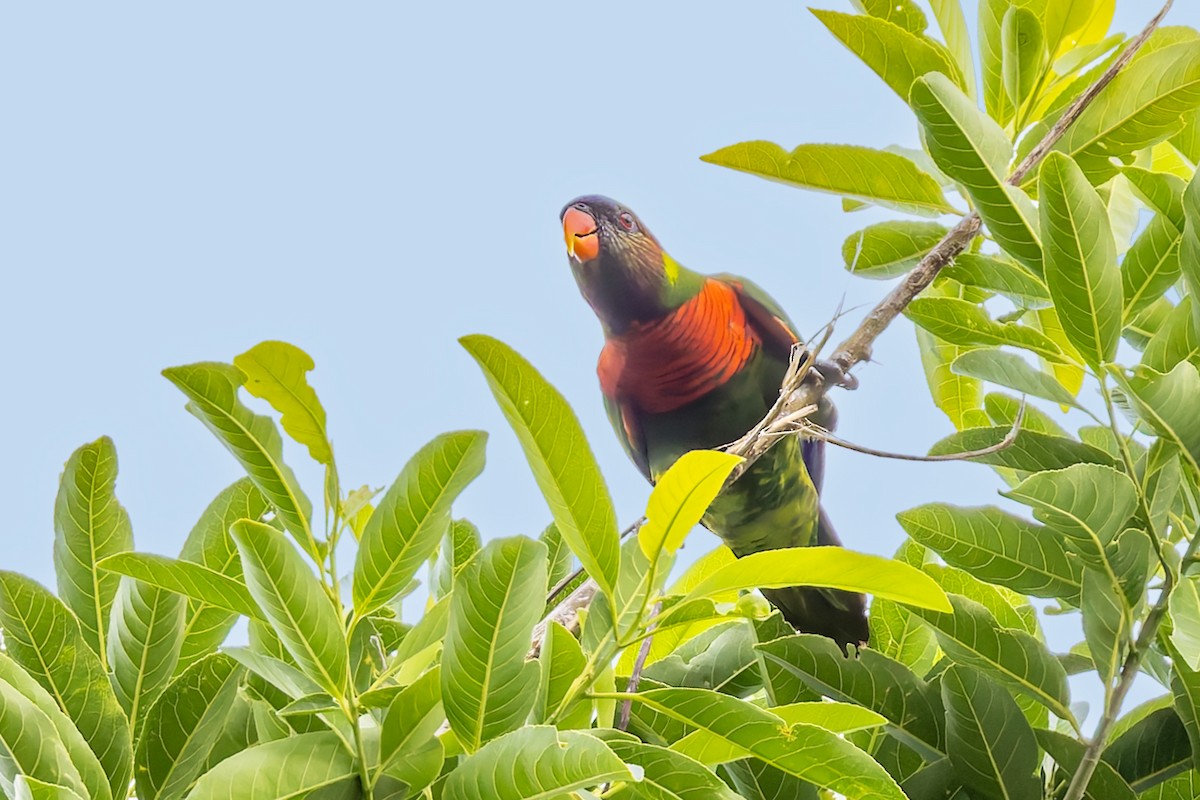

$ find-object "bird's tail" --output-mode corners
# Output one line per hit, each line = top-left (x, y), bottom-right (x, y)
(760, 507), (869, 651)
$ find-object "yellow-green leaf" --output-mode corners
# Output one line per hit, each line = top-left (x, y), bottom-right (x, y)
(233, 341), (332, 466)
(639, 450), (741, 560)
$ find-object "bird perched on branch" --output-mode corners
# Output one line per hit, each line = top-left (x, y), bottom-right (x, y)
(561, 194), (868, 650)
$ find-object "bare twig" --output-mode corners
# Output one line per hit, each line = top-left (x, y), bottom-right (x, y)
(529, 0), (1175, 665)
(812, 399), (1025, 462)
(617, 601), (662, 731)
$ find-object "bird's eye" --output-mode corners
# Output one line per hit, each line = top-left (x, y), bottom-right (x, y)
(618, 212), (637, 231)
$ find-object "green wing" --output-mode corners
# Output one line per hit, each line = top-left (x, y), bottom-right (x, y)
(603, 390), (652, 482)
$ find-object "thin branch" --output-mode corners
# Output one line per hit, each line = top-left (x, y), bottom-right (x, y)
(528, 0), (1175, 663)
(617, 601), (661, 731)
(813, 399), (1025, 462)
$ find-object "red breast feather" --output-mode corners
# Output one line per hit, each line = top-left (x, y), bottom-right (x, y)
(598, 279), (759, 414)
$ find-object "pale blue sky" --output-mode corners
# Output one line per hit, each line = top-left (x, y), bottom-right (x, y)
(0, 2), (1168, 720)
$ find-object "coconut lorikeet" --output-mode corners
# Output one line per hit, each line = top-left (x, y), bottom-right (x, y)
(562, 194), (869, 649)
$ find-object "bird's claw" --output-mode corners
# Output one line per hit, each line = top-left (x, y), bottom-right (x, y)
(811, 359), (858, 391)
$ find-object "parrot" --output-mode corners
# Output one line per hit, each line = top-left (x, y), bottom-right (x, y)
(561, 194), (868, 649)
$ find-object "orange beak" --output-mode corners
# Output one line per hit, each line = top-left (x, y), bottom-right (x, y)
(563, 206), (600, 262)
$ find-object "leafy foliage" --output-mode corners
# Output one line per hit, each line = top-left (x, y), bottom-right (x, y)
(2, 3), (1200, 799)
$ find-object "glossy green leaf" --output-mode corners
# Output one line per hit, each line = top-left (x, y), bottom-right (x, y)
(1056, 42), (1200, 180)
(906, 297), (1065, 361)
(929, 0), (976, 99)
(1170, 573), (1200, 671)
(850, 0), (927, 33)
(639, 450), (740, 560)
(942, 664), (1041, 800)
(921, 562), (1038, 636)
(1123, 169), (1186, 231)
(1103, 706), (1193, 792)
(1081, 568), (1130, 688)
(1039, 728), (1138, 800)
(1005, 463), (1138, 559)
(442, 536), (546, 752)
(0, 678), (88, 800)
(52, 436), (133, 664)
(929, 425), (1115, 472)
(433, 519), (481, 600)
(1040, 151), (1122, 367)
(175, 479), (271, 673)
(978, 0), (1018, 123)
(951, 348), (1078, 406)
(1184, 171), (1200, 328)
(0, 654), (110, 800)
(942, 253), (1051, 308)
(1143, 298), (1200, 373)
(644, 621), (761, 698)
(11, 777), (87, 800)
(1116, 362), (1200, 472)
(897, 504), (1083, 601)
(755, 634), (944, 760)
(916, 282), (989, 430)
(162, 362), (315, 557)
(700, 141), (955, 217)
(232, 340), (332, 465)
(869, 597), (938, 676)
(461, 334), (620, 599)
(1123, 215), (1184, 319)
(352, 430), (486, 617)
(107, 577), (185, 727)
(682, 545), (950, 612)
(600, 734), (741, 800)
(811, 9), (963, 104)
(615, 687), (906, 799)
(443, 726), (629, 800)
(912, 594), (1073, 722)
(984, 391), (1070, 437)
(534, 621), (588, 728)
(185, 732), (358, 799)
(1002, 8), (1045, 114)
(911, 72), (1043, 271)
(99, 553), (262, 620)
(380, 666), (443, 790)
(231, 519), (348, 698)
(842, 221), (948, 279)
(135, 653), (243, 800)
(0, 572), (132, 800)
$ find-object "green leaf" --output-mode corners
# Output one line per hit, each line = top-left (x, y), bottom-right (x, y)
(176, 479), (272, 673)
(98, 553), (262, 621)
(1170, 639), (1200, 771)
(1042, 0), (1114, 59)
(942, 254), (1051, 308)
(11, 777), (87, 800)
(978, 0), (1019, 123)
(52, 436), (133, 664)
(1039, 728), (1138, 800)
(1143, 297), (1200, 373)
(810, 9), (963, 105)
(442, 536), (546, 752)
(184, 732), (358, 799)
(1081, 568), (1130, 688)
(1170, 573), (1200, 671)
(912, 594), (1074, 722)
(951, 348), (1078, 406)
(444, 726), (629, 800)
(639, 450), (740, 560)
(911, 72), (1043, 271)
(433, 519), (481, 600)
(1123, 215), (1184, 319)
(162, 362), (315, 557)
(0, 677), (88, 800)
(1039, 151), (1122, 367)
(897, 504), (1083, 600)
(681, 545), (950, 612)
(1123, 168), (1186, 231)
(614, 687), (906, 799)
(460, 334), (620, 599)
(929, 425), (1116, 472)
(842, 221), (948, 279)
(0, 572), (132, 800)
(850, 0), (927, 34)
(1184, 171), (1200, 327)
(534, 621), (588, 728)
(233, 341), (332, 465)
(1055, 42), (1200, 181)
(1103, 707), (1193, 792)
(754, 634), (944, 760)
(1002, 8), (1045, 115)
(352, 430), (486, 618)
(916, 282), (989, 430)
(1005, 463), (1138, 560)
(380, 666), (443, 791)
(699, 141), (955, 217)
(869, 598), (938, 676)
(135, 653), (244, 800)
(1140, 771), (1200, 800)
(644, 621), (761, 698)
(984, 391), (1071, 437)
(906, 297), (1066, 362)
(1115, 362), (1200, 472)
(107, 577), (186, 728)
(599, 734), (741, 800)
(941, 664), (1041, 800)
(921, 562), (1039, 636)
(929, 0), (976, 99)
(0, 654), (111, 800)
(230, 519), (348, 698)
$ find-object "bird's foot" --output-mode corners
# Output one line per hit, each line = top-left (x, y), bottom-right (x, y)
(811, 359), (859, 391)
